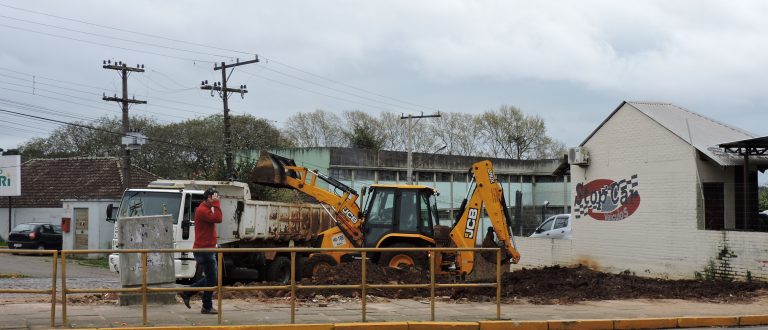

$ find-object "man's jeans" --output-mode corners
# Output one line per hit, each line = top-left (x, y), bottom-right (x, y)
(185, 252), (217, 310)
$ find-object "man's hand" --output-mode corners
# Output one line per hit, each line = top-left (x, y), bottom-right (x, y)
(212, 192), (220, 202)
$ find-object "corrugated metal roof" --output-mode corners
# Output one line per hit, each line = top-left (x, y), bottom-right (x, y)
(582, 101), (768, 166)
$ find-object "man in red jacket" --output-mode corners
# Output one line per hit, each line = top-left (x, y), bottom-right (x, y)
(181, 187), (223, 314)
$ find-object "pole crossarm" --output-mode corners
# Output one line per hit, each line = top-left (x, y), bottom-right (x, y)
(200, 85), (248, 94)
(214, 57), (259, 70)
(102, 96), (148, 104)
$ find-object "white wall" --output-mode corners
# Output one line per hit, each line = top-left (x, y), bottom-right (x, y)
(61, 200), (117, 255)
(514, 104), (768, 281)
(0, 207), (61, 240)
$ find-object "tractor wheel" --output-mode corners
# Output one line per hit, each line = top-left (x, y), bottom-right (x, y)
(302, 254), (338, 279)
(378, 243), (428, 270)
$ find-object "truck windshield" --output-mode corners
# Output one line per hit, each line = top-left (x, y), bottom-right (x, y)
(117, 191), (182, 224)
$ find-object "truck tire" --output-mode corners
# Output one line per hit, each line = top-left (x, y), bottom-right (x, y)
(266, 256), (291, 284)
(296, 255), (308, 279)
(378, 243), (428, 270)
(303, 254), (337, 279)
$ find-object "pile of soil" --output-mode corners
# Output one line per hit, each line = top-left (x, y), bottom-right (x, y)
(279, 261), (767, 304)
(17, 262), (763, 306)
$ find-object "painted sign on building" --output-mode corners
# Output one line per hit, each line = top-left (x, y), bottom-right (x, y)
(0, 155), (21, 196)
(574, 174), (640, 221)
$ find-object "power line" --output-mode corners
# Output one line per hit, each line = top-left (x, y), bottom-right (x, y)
(0, 23), (214, 64)
(0, 14), (234, 60)
(0, 107), (201, 150)
(0, 2), (254, 56)
(0, 3), (441, 113)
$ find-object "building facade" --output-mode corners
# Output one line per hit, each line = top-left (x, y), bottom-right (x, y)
(515, 101), (768, 281)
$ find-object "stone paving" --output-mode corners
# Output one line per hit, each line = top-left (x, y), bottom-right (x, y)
(1, 297), (768, 329)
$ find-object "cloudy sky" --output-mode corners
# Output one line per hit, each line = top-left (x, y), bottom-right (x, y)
(1, 1), (767, 157)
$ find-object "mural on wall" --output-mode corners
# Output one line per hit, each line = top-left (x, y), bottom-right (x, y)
(574, 175), (640, 221)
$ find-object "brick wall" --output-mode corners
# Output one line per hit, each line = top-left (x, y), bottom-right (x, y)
(514, 104), (768, 281)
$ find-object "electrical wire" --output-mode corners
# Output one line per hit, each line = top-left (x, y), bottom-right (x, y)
(0, 2), (439, 114)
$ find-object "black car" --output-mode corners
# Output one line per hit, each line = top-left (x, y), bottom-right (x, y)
(8, 223), (62, 251)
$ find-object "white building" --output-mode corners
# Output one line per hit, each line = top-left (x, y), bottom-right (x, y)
(516, 101), (768, 281)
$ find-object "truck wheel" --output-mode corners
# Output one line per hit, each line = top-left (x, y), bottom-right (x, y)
(266, 256), (291, 284)
(378, 243), (428, 270)
(303, 254), (337, 279)
(296, 256), (308, 279)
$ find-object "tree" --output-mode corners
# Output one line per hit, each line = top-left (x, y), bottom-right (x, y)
(19, 114), (288, 180)
(432, 112), (479, 156)
(760, 186), (768, 211)
(282, 110), (344, 147)
(343, 111), (386, 150)
(476, 105), (564, 159)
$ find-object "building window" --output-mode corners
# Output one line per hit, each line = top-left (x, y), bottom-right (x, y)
(418, 172), (433, 183)
(355, 169), (374, 180)
(437, 172), (453, 182)
(379, 170), (396, 182)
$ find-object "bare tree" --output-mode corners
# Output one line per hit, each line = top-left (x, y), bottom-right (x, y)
(433, 112), (479, 156)
(476, 105), (561, 160)
(282, 109), (345, 147)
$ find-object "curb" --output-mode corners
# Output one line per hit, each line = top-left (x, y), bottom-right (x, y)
(101, 315), (768, 330)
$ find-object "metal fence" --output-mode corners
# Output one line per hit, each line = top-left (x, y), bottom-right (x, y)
(0, 247), (504, 327)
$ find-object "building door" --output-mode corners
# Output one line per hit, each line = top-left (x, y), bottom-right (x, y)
(74, 208), (89, 250)
(703, 183), (724, 230)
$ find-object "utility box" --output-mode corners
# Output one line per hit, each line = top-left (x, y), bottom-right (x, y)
(116, 215), (176, 305)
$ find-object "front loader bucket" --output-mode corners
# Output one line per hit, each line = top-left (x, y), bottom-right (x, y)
(251, 150), (297, 188)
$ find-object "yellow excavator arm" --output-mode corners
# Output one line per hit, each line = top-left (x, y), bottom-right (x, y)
(449, 160), (520, 275)
(252, 151), (365, 247)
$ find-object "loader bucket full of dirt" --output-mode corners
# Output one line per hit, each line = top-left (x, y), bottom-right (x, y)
(251, 150), (298, 188)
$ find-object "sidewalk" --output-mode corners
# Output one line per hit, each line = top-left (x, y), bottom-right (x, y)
(2, 297), (768, 329)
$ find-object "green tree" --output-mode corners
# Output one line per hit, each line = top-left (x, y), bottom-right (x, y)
(19, 114), (289, 180)
(760, 186), (768, 211)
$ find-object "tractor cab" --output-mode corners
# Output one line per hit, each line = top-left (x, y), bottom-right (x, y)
(360, 185), (440, 248)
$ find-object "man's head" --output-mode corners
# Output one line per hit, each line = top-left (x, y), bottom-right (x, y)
(203, 187), (219, 203)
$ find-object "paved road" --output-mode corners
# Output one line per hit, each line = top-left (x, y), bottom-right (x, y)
(0, 251), (119, 299)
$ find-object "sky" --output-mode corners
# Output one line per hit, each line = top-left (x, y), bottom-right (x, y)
(0, 1), (767, 173)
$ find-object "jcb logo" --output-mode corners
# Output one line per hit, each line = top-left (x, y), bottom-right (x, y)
(487, 169), (496, 184)
(464, 208), (478, 238)
(343, 207), (358, 224)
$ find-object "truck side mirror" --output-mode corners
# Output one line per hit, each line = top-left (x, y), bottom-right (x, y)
(106, 204), (116, 223)
(181, 219), (191, 240)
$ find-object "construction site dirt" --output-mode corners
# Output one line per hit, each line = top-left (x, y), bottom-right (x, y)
(9, 263), (766, 306)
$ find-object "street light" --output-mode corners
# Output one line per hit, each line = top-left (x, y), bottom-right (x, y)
(541, 200), (550, 223)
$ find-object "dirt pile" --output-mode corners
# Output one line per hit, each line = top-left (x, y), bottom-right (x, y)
(296, 262), (767, 304)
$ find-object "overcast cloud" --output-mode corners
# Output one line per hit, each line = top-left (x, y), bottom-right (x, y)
(1, 0), (767, 164)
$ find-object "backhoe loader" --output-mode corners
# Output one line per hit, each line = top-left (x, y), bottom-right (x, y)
(252, 151), (521, 277)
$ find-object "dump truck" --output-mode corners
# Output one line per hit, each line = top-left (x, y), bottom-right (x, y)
(106, 180), (333, 284)
(252, 151), (520, 277)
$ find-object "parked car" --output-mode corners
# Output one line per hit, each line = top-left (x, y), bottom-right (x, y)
(8, 223), (62, 251)
(530, 214), (572, 239)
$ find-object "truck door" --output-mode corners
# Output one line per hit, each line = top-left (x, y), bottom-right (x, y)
(181, 193), (205, 242)
(363, 188), (396, 247)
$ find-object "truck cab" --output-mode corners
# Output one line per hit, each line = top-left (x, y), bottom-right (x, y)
(107, 183), (205, 281)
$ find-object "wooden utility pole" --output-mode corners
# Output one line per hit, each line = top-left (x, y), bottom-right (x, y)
(102, 60), (146, 190)
(201, 56), (258, 180)
(400, 112), (441, 184)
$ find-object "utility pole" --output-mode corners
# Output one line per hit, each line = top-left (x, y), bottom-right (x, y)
(201, 56), (258, 180)
(102, 60), (146, 190)
(400, 112), (441, 184)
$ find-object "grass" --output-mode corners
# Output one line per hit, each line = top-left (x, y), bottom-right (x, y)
(75, 257), (110, 269)
(0, 273), (30, 279)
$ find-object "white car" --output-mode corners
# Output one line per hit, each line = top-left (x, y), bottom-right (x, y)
(530, 214), (572, 239)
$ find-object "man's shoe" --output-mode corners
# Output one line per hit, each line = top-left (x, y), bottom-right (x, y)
(201, 307), (217, 314)
(179, 293), (191, 309)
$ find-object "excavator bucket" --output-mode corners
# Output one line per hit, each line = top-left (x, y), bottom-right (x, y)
(251, 150), (298, 188)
